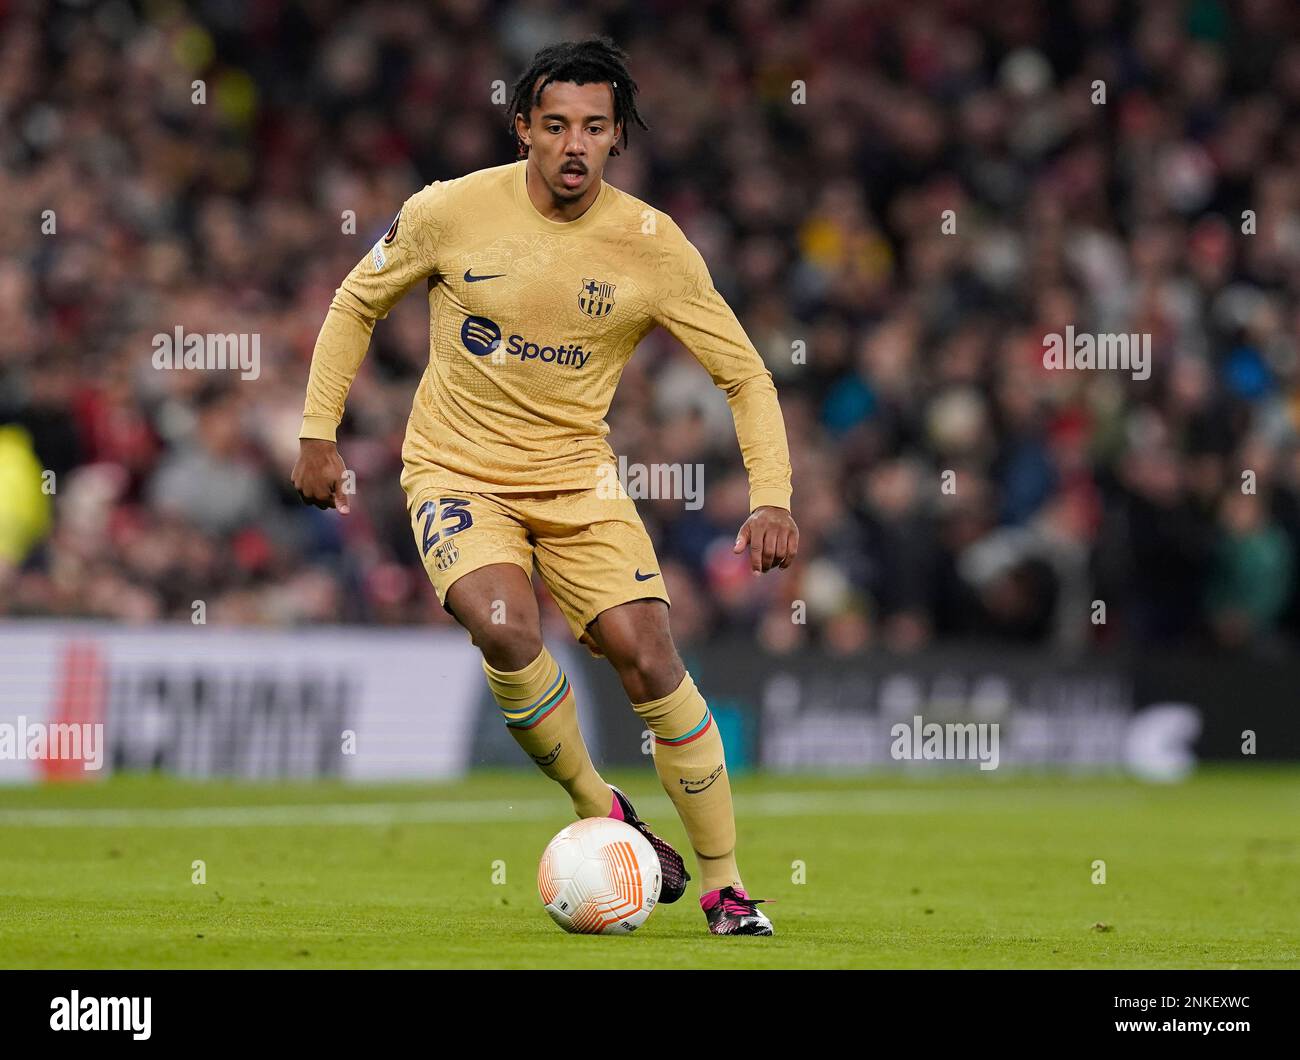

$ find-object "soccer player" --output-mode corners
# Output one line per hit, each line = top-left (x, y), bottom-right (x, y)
(292, 37), (797, 936)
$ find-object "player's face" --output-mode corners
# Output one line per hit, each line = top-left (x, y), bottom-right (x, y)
(516, 79), (621, 202)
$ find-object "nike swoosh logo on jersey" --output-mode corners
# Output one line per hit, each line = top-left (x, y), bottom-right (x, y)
(634, 570), (660, 581)
(464, 269), (506, 282)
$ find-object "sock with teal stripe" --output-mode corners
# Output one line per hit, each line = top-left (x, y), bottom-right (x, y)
(632, 671), (742, 893)
(483, 647), (612, 819)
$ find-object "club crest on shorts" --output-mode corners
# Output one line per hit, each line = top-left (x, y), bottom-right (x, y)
(432, 538), (460, 572)
(579, 278), (616, 318)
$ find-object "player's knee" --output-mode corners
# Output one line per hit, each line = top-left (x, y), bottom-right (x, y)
(470, 617), (543, 672)
(591, 602), (682, 699)
(609, 641), (684, 701)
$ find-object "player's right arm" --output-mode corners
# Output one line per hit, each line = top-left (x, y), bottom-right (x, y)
(292, 182), (446, 511)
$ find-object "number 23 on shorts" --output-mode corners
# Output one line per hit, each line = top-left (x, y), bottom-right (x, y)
(416, 496), (473, 556)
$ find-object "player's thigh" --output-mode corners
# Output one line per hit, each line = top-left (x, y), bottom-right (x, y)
(587, 598), (685, 701)
(531, 490), (671, 650)
(445, 562), (540, 644)
(587, 598), (676, 661)
(409, 492), (539, 659)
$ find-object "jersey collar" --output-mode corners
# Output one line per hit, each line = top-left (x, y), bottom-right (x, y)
(514, 159), (610, 231)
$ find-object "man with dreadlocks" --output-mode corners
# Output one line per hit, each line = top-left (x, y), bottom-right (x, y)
(293, 37), (795, 936)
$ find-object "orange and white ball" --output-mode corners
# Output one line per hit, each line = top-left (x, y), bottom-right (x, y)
(538, 817), (662, 934)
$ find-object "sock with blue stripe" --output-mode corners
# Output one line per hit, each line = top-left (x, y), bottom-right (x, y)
(633, 671), (741, 893)
(483, 647), (612, 819)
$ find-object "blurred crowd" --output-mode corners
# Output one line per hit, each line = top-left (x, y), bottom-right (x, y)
(3, 0), (1300, 656)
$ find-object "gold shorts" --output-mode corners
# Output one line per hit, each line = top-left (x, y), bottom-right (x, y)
(407, 486), (670, 642)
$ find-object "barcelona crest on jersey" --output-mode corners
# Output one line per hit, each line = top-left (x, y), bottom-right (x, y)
(578, 278), (616, 318)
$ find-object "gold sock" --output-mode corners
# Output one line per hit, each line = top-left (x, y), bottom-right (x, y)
(483, 647), (611, 820)
(632, 672), (742, 893)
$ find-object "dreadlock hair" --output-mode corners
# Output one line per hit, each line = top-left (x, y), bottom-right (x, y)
(506, 36), (649, 159)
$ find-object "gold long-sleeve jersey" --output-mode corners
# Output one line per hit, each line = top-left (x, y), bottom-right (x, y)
(299, 159), (793, 513)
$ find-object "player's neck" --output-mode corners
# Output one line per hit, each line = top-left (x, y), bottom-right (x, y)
(524, 158), (603, 223)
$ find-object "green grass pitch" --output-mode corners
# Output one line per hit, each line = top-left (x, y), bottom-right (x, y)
(0, 767), (1296, 969)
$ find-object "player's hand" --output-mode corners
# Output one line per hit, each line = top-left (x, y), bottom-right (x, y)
(734, 505), (798, 573)
(292, 438), (352, 514)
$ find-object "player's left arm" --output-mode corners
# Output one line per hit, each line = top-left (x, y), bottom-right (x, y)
(650, 217), (798, 573)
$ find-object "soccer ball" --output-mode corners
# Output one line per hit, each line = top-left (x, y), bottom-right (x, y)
(538, 817), (662, 934)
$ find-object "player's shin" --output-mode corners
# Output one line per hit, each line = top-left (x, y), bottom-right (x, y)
(632, 672), (743, 893)
(483, 647), (612, 819)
